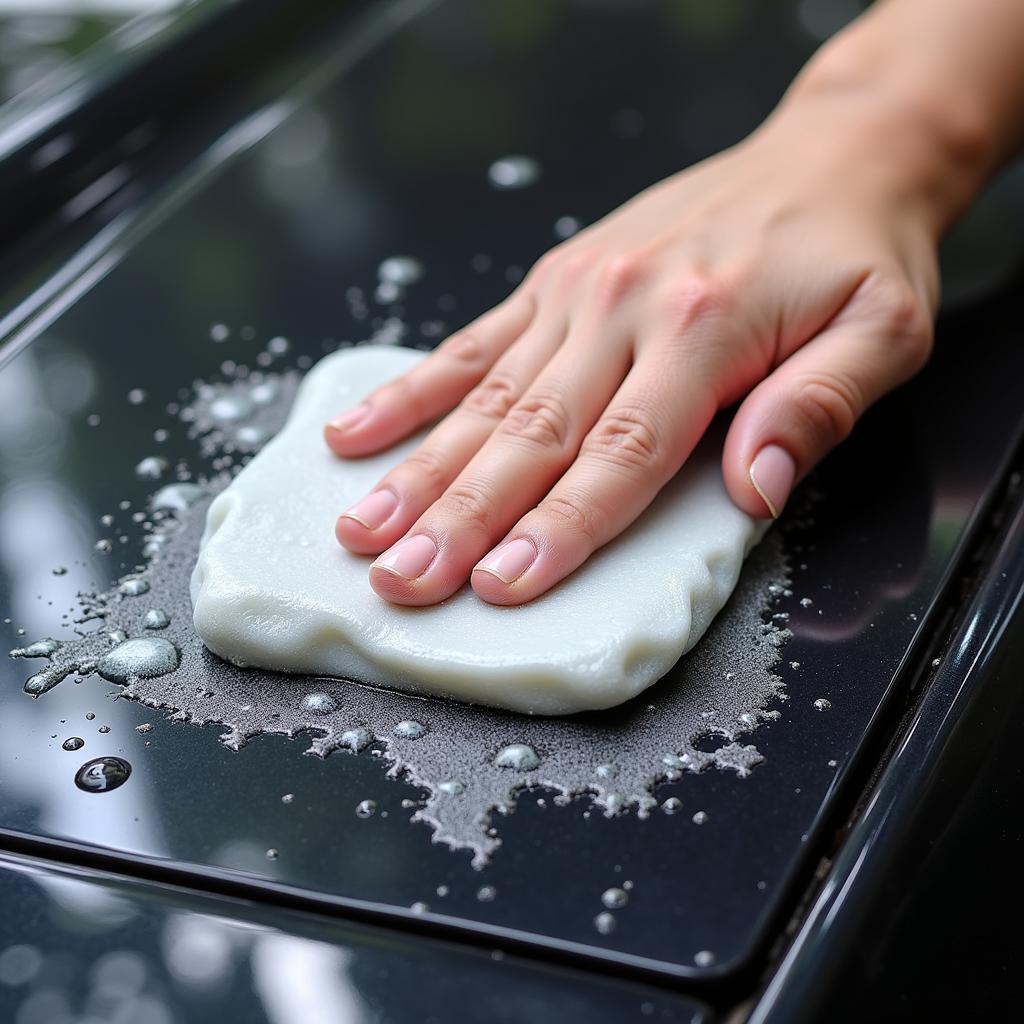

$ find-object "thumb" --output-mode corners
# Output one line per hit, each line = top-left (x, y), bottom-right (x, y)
(722, 278), (933, 519)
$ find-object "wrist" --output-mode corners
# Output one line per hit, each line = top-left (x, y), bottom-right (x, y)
(767, 29), (996, 236)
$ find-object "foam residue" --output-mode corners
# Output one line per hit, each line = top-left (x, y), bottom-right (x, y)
(12, 354), (792, 867)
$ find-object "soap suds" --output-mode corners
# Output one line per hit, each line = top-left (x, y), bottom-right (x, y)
(14, 356), (792, 866)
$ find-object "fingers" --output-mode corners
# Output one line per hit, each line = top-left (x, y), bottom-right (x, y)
(367, 329), (632, 605)
(471, 344), (719, 605)
(722, 277), (933, 518)
(324, 294), (535, 457)
(335, 315), (567, 554)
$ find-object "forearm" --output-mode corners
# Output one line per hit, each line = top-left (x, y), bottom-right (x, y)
(770, 0), (1024, 235)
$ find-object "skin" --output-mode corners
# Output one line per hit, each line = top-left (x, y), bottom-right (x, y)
(325, 0), (1024, 608)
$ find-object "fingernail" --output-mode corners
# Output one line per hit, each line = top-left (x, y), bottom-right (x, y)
(340, 489), (398, 530)
(749, 445), (796, 519)
(328, 402), (371, 432)
(373, 534), (437, 580)
(474, 537), (537, 584)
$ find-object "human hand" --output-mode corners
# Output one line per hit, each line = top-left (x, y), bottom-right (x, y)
(324, 91), (944, 608)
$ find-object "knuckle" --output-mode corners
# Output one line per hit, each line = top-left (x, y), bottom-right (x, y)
(528, 249), (563, 285)
(460, 372), (520, 421)
(540, 493), (601, 545)
(658, 271), (735, 335)
(792, 372), (861, 445)
(439, 329), (486, 369)
(500, 387), (573, 451)
(858, 275), (935, 370)
(399, 447), (449, 489)
(439, 479), (495, 531)
(592, 253), (646, 307)
(582, 406), (663, 473)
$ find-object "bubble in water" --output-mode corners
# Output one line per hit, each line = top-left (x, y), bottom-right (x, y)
(143, 609), (170, 630)
(355, 799), (377, 818)
(601, 887), (628, 909)
(394, 720), (426, 740)
(813, 698), (832, 712)
(436, 885), (449, 898)
(661, 797), (682, 815)
(127, 388), (147, 405)
(96, 637), (180, 684)
(494, 744), (540, 771)
(119, 577), (150, 597)
(62, 736), (84, 751)
(153, 428), (169, 443)
(476, 885), (497, 902)
(554, 215), (581, 239)
(134, 456), (168, 480)
(338, 727), (371, 752)
(694, 950), (716, 967)
(210, 323), (230, 342)
(152, 483), (204, 512)
(267, 336), (290, 356)
(378, 256), (423, 287)
(692, 810), (708, 825)
(487, 156), (541, 190)
(74, 756), (131, 793)
(594, 912), (616, 935)
(209, 394), (254, 423)
(10, 638), (59, 658)
(438, 780), (465, 796)
(302, 692), (336, 715)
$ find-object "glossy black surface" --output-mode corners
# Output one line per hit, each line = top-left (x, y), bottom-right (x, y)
(0, 851), (705, 1023)
(752, 443), (1024, 1022)
(0, 0), (1023, 992)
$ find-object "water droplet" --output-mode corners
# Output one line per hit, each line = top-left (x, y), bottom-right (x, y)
(436, 884), (449, 897)
(476, 885), (497, 902)
(24, 664), (73, 696)
(302, 692), (337, 715)
(488, 155), (541, 190)
(601, 887), (628, 909)
(378, 256), (423, 287)
(827, 758), (838, 767)
(135, 723), (153, 734)
(143, 608), (170, 629)
(52, 566), (67, 576)
(74, 756), (131, 793)
(394, 720), (426, 740)
(153, 428), (169, 443)
(281, 793), (294, 804)
(694, 950), (715, 967)
(553, 215), (581, 239)
(87, 413), (101, 427)
(152, 483), (204, 512)
(692, 810), (708, 825)
(85, 712), (95, 721)
(119, 577), (150, 597)
(62, 737), (84, 751)
(438, 780), (464, 796)
(594, 912), (616, 935)
(94, 539), (113, 553)
(661, 797), (682, 815)
(210, 323), (230, 342)
(266, 848), (279, 860)
(249, 380), (279, 405)
(97, 637), (180, 683)
(494, 743), (540, 771)
(799, 597), (813, 608)
(98, 725), (111, 734)
(338, 727), (371, 752)
(595, 762), (618, 779)
(209, 394), (253, 423)
(355, 799), (377, 818)
(790, 661), (801, 669)
(134, 457), (168, 480)
(813, 698), (832, 712)
(128, 388), (147, 405)
(410, 901), (429, 914)
(236, 425), (270, 447)
(267, 336), (290, 356)
(10, 638), (59, 658)
(931, 657), (942, 668)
